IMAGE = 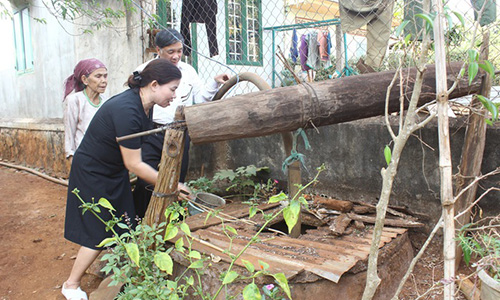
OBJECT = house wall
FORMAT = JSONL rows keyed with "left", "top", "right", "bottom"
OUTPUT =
{"left": 0, "top": 0, "right": 144, "bottom": 121}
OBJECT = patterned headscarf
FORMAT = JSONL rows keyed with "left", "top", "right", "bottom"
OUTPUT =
{"left": 63, "top": 58, "right": 106, "bottom": 101}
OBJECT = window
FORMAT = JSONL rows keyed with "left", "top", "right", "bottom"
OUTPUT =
{"left": 13, "top": 7, "right": 34, "bottom": 72}
{"left": 156, "top": 0, "right": 196, "bottom": 68}
{"left": 226, "top": 0, "right": 262, "bottom": 66}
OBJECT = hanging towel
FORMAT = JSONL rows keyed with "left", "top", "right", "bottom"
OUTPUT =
{"left": 326, "top": 31, "right": 332, "bottom": 56}
{"left": 300, "top": 34, "right": 310, "bottom": 71}
{"left": 318, "top": 31, "right": 332, "bottom": 69}
{"left": 181, "top": 0, "right": 218, "bottom": 57}
{"left": 471, "top": 0, "right": 497, "bottom": 26}
{"left": 290, "top": 28, "right": 299, "bottom": 63}
{"left": 306, "top": 31, "right": 320, "bottom": 70}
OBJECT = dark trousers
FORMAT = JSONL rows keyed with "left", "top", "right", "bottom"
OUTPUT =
{"left": 133, "top": 130, "right": 191, "bottom": 219}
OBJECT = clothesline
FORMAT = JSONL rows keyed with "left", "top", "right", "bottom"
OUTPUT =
{"left": 264, "top": 18, "right": 344, "bottom": 87}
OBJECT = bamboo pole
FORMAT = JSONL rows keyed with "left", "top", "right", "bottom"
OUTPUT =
{"left": 144, "top": 128, "right": 185, "bottom": 226}
{"left": 433, "top": 1, "right": 455, "bottom": 299}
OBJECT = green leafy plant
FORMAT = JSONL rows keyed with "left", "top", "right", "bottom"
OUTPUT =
{"left": 458, "top": 217, "right": 500, "bottom": 282}
{"left": 211, "top": 165, "right": 273, "bottom": 199}
{"left": 71, "top": 163, "right": 326, "bottom": 300}
{"left": 186, "top": 176, "right": 219, "bottom": 194}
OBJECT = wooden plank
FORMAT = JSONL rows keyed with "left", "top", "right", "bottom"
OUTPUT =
{"left": 347, "top": 213, "right": 425, "bottom": 228}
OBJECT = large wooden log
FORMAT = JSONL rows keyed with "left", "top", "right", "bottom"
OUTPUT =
{"left": 144, "top": 128, "right": 185, "bottom": 226}
{"left": 184, "top": 62, "right": 481, "bottom": 145}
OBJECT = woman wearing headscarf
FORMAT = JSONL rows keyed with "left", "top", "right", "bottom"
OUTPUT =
{"left": 63, "top": 58, "right": 108, "bottom": 163}
{"left": 61, "top": 59, "right": 183, "bottom": 300}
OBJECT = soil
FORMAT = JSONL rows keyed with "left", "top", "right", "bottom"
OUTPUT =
{"left": 0, "top": 166, "right": 476, "bottom": 300}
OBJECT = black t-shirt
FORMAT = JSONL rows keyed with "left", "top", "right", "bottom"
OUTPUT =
{"left": 77, "top": 88, "right": 151, "bottom": 174}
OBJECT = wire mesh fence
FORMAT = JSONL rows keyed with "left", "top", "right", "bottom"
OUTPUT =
{"left": 149, "top": 0, "right": 499, "bottom": 102}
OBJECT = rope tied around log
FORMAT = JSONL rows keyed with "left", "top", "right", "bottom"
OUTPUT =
{"left": 152, "top": 190, "right": 179, "bottom": 198}
{"left": 281, "top": 128, "right": 311, "bottom": 174}
{"left": 300, "top": 81, "right": 320, "bottom": 128}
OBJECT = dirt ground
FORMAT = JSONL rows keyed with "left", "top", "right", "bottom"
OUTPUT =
{"left": 0, "top": 166, "right": 474, "bottom": 300}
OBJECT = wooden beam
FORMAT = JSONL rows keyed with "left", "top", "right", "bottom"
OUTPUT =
{"left": 184, "top": 62, "right": 481, "bottom": 145}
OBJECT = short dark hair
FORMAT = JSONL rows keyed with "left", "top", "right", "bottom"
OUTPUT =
{"left": 127, "top": 59, "right": 182, "bottom": 89}
{"left": 155, "top": 28, "right": 184, "bottom": 48}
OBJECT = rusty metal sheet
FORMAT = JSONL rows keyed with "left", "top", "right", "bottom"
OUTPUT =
{"left": 185, "top": 215, "right": 408, "bottom": 283}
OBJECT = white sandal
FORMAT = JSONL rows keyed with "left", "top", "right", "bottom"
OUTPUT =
{"left": 61, "top": 282, "right": 88, "bottom": 300}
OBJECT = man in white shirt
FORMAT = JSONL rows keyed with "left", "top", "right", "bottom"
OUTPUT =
{"left": 133, "top": 28, "right": 229, "bottom": 217}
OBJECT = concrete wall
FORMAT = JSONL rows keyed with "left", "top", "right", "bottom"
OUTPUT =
{"left": 1, "top": 115, "right": 498, "bottom": 224}
{"left": 189, "top": 116, "right": 500, "bottom": 223}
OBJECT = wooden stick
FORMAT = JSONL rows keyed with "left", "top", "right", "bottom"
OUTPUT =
{"left": 347, "top": 213, "right": 425, "bottom": 228}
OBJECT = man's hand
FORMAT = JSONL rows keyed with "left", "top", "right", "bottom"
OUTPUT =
{"left": 214, "top": 73, "right": 230, "bottom": 84}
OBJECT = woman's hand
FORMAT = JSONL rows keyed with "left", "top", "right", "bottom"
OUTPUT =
{"left": 178, "top": 182, "right": 194, "bottom": 201}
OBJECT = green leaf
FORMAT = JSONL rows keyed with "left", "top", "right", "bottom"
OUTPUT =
{"left": 468, "top": 49, "right": 478, "bottom": 64}
{"left": 249, "top": 206, "right": 257, "bottom": 218}
{"left": 188, "top": 250, "right": 201, "bottom": 259}
{"left": 186, "top": 276, "right": 194, "bottom": 285}
{"left": 180, "top": 222, "right": 191, "bottom": 237}
{"left": 268, "top": 192, "right": 288, "bottom": 204}
{"left": 452, "top": 11, "right": 465, "bottom": 27}
{"left": 395, "top": 20, "right": 409, "bottom": 37}
{"left": 175, "top": 238, "right": 184, "bottom": 252}
{"left": 95, "top": 237, "right": 117, "bottom": 248}
{"left": 468, "top": 62, "right": 478, "bottom": 85}
{"left": 283, "top": 200, "right": 300, "bottom": 233}
{"left": 154, "top": 252, "right": 173, "bottom": 274}
{"left": 242, "top": 282, "right": 262, "bottom": 300}
{"left": 478, "top": 60, "right": 495, "bottom": 78}
{"left": 164, "top": 224, "right": 179, "bottom": 241}
{"left": 98, "top": 197, "right": 115, "bottom": 211}
{"left": 477, "top": 95, "right": 498, "bottom": 121}
{"left": 222, "top": 270, "right": 239, "bottom": 284}
{"left": 258, "top": 260, "right": 269, "bottom": 271}
{"left": 92, "top": 206, "right": 101, "bottom": 213}
{"left": 415, "top": 13, "right": 434, "bottom": 29}
{"left": 384, "top": 145, "right": 392, "bottom": 166}
{"left": 271, "top": 273, "right": 292, "bottom": 299}
{"left": 188, "top": 259, "right": 204, "bottom": 269}
{"left": 225, "top": 225, "right": 238, "bottom": 235}
{"left": 125, "top": 243, "right": 140, "bottom": 267}
{"left": 242, "top": 259, "right": 255, "bottom": 273}
{"left": 404, "top": 34, "right": 412, "bottom": 44}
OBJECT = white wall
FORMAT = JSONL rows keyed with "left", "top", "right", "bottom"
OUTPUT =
{"left": 0, "top": 0, "right": 144, "bottom": 120}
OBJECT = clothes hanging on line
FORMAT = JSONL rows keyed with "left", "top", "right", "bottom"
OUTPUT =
{"left": 290, "top": 28, "right": 299, "bottom": 63}
{"left": 317, "top": 31, "right": 332, "bottom": 69}
{"left": 339, "top": 0, "right": 395, "bottom": 68}
{"left": 300, "top": 34, "right": 310, "bottom": 71}
{"left": 306, "top": 31, "right": 320, "bottom": 70}
{"left": 181, "top": 0, "right": 218, "bottom": 57}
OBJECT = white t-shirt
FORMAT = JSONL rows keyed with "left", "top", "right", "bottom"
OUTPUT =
{"left": 135, "top": 60, "right": 220, "bottom": 124}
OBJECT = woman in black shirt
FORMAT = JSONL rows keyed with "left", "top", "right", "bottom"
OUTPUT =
{"left": 62, "top": 59, "right": 182, "bottom": 300}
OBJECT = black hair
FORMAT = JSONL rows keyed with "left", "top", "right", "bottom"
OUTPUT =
{"left": 127, "top": 59, "right": 182, "bottom": 89}
{"left": 155, "top": 28, "right": 184, "bottom": 48}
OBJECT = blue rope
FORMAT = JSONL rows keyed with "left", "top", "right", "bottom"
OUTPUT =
{"left": 282, "top": 128, "right": 311, "bottom": 173}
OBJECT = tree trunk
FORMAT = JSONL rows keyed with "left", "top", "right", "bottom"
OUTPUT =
{"left": 454, "top": 31, "right": 491, "bottom": 268}
{"left": 144, "top": 128, "right": 185, "bottom": 226}
{"left": 184, "top": 62, "right": 481, "bottom": 145}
